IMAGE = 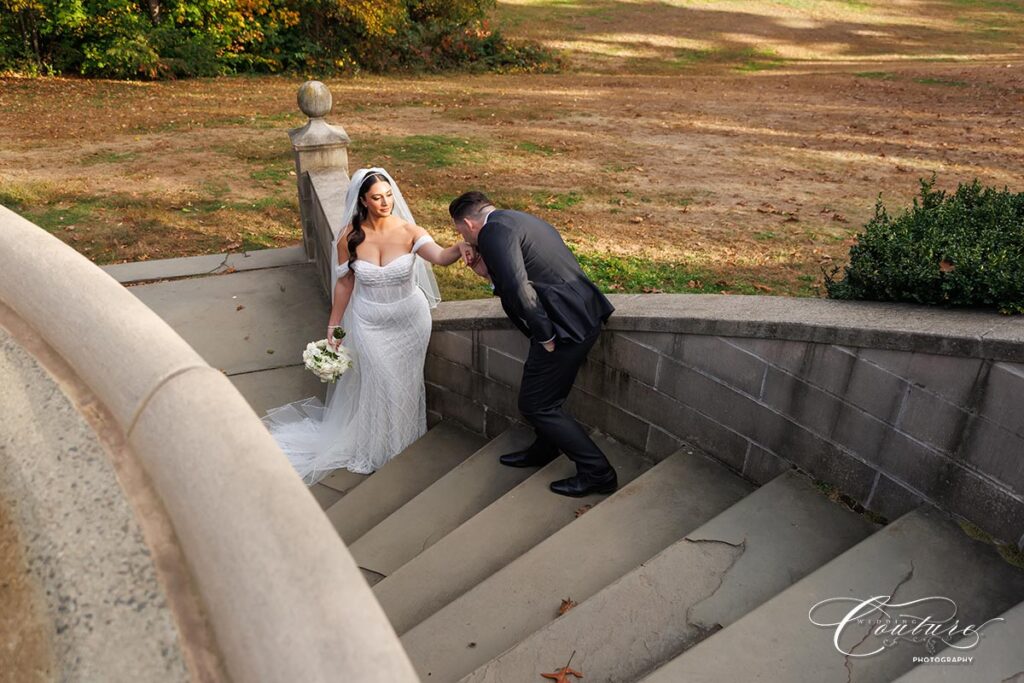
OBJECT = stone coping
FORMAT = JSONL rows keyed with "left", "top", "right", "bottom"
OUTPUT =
{"left": 0, "top": 206, "right": 417, "bottom": 682}
{"left": 308, "top": 168, "right": 349, "bottom": 238}
{"left": 432, "top": 294, "right": 1024, "bottom": 362}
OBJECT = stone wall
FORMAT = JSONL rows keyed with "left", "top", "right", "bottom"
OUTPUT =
{"left": 0, "top": 205, "right": 418, "bottom": 683}
{"left": 425, "top": 295, "right": 1024, "bottom": 549}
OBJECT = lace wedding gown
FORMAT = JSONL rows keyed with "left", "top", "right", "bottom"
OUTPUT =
{"left": 262, "top": 235, "right": 434, "bottom": 482}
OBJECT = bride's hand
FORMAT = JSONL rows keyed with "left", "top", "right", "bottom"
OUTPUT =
{"left": 460, "top": 244, "right": 490, "bottom": 279}
{"left": 469, "top": 254, "right": 489, "bottom": 279}
{"left": 326, "top": 326, "right": 341, "bottom": 350}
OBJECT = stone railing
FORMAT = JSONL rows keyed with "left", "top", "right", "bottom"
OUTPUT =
{"left": 425, "top": 295, "right": 1024, "bottom": 550}
{"left": 0, "top": 206, "right": 418, "bottom": 682}
{"left": 289, "top": 81, "right": 351, "bottom": 297}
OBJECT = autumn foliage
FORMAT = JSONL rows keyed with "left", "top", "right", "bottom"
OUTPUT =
{"left": 0, "top": 0, "right": 558, "bottom": 78}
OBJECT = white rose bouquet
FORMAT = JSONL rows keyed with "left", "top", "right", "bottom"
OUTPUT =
{"left": 303, "top": 327, "right": 354, "bottom": 383}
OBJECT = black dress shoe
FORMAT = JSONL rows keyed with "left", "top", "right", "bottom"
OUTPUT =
{"left": 499, "top": 449, "right": 559, "bottom": 468}
{"left": 549, "top": 469, "right": 618, "bottom": 497}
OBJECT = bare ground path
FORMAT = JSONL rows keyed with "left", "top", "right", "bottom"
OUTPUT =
{"left": 1, "top": 0, "right": 1022, "bottom": 297}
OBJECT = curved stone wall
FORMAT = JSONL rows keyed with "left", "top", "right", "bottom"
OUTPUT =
{"left": 0, "top": 206, "right": 418, "bottom": 682}
{"left": 425, "top": 296, "right": 1024, "bottom": 550}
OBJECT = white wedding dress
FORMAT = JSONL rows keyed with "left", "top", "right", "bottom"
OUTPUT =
{"left": 262, "top": 168, "right": 439, "bottom": 483}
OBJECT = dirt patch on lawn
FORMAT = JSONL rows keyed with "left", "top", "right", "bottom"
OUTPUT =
{"left": 0, "top": 0, "right": 1022, "bottom": 296}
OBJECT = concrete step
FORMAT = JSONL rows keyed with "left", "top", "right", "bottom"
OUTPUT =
{"left": 893, "top": 600, "right": 1024, "bottom": 682}
{"left": 230, "top": 364, "right": 326, "bottom": 417}
{"left": 640, "top": 506, "right": 1024, "bottom": 683}
{"left": 403, "top": 449, "right": 755, "bottom": 682}
{"left": 129, "top": 263, "right": 323, "bottom": 375}
{"left": 319, "top": 468, "right": 367, "bottom": 495}
{"left": 373, "top": 434, "right": 652, "bottom": 636}
{"left": 308, "top": 482, "right": 344, "bottom": 510}
{"left": 324, "top": 421, "right": 487, "bottom": 544}
{"left": 461, "top": 470, "right": 878, "bottom": 683}
{"left": 349, "top": 426, "right": 536, "bottom": 585}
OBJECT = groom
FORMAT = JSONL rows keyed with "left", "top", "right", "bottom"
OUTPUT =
{"left": 449, "top": 191, "right": 617, "bottom": 497}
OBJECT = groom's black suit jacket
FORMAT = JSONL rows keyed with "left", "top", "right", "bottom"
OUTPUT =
{"left": 477, "top": 209, "right": 614, "bottom": 344}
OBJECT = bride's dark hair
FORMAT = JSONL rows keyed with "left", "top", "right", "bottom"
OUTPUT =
{"left": 348, "top": 172, "right": 391, "bottom": 267}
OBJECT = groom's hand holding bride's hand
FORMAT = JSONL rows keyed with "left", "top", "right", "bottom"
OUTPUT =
{"left": 460, "top": 243, "right": 489, "bottom": 280}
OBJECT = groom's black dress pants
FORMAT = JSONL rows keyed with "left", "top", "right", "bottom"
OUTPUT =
{"left": 518, "top": 329, "right": 612, "bottom": 476}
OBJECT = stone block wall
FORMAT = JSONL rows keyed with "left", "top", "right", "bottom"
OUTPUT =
{"left": 425, "top": 297, "right": 1024, "bottom": 549}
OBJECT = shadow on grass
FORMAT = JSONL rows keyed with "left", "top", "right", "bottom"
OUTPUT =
{"left": 495, "top": 0, "right": 1024, "bottom": 73}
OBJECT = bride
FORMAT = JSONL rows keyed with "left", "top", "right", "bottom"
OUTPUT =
{"left": 262, "top": 168, "right": 464, "bottom": 483}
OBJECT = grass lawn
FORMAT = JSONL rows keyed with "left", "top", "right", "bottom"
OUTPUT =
{"left": 1, "top": 0, "right": 1022, "bottom": 299}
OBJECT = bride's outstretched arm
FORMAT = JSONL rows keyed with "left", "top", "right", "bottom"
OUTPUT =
{"left": 422, "top": 241, "right": 464, "bottom": 266}
{"left": 410, "top": 226, "right": 464, "bottom": 266}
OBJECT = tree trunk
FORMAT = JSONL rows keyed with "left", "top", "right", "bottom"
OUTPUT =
{"left": 144, "top": 0, "right": 161, "bottom": 24}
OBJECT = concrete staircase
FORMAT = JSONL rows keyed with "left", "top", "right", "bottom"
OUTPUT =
{"left": 310, "top": 421, "right": 1024, "bottom": 683}
{"left": 115, "top": 252, "right": 1024, "bottom": 681}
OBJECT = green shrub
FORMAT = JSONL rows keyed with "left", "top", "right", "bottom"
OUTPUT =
{"left": 81, "top": 33, "right": 161, "bottom": 78}
{"left": 375, "top": 17, "right": 559, "bottom": 73}
{"left": 0, "top": 0, "right": 559, "bottom": 78}
{"left": 825, "top": 177, "right": 1024, "bottom": 314}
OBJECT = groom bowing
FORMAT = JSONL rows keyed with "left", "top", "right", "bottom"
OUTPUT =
{"left": 449, "top": 191, "right": 617, "bottom": 497}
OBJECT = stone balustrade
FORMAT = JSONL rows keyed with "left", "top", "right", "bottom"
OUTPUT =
{"left": 425, "top": 296, "right": 1024, "bottom": 550}
{"left": 0, "top": 205, "right": 418, "bottom": 682}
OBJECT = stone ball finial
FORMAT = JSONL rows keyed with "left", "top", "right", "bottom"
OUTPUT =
{"left": 297, "top": 81, "right": 332, "bottom": 119}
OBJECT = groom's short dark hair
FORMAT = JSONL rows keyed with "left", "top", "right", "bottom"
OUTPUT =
{"left": 449, "top": 191, "right": 493, "bottom": 221}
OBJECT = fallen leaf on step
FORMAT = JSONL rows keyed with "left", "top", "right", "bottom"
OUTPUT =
{"left": 224, "top": 266, "right": 237, "bottom": 274}
{"left": 574, "top": 504, "right": 592, "bottom": 517}
{"left": 236, "top": 304, "right": 245, "bottom": 311}
{"left": 541, "top": 666, "right": 584, "bottom": 681}
{"left": 557, "top": 598, "right": 577, "bottom": 616}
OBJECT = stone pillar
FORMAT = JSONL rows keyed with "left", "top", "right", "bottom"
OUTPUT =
{"left": 289, "top": 81, "right": 350, "bottom": 261}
